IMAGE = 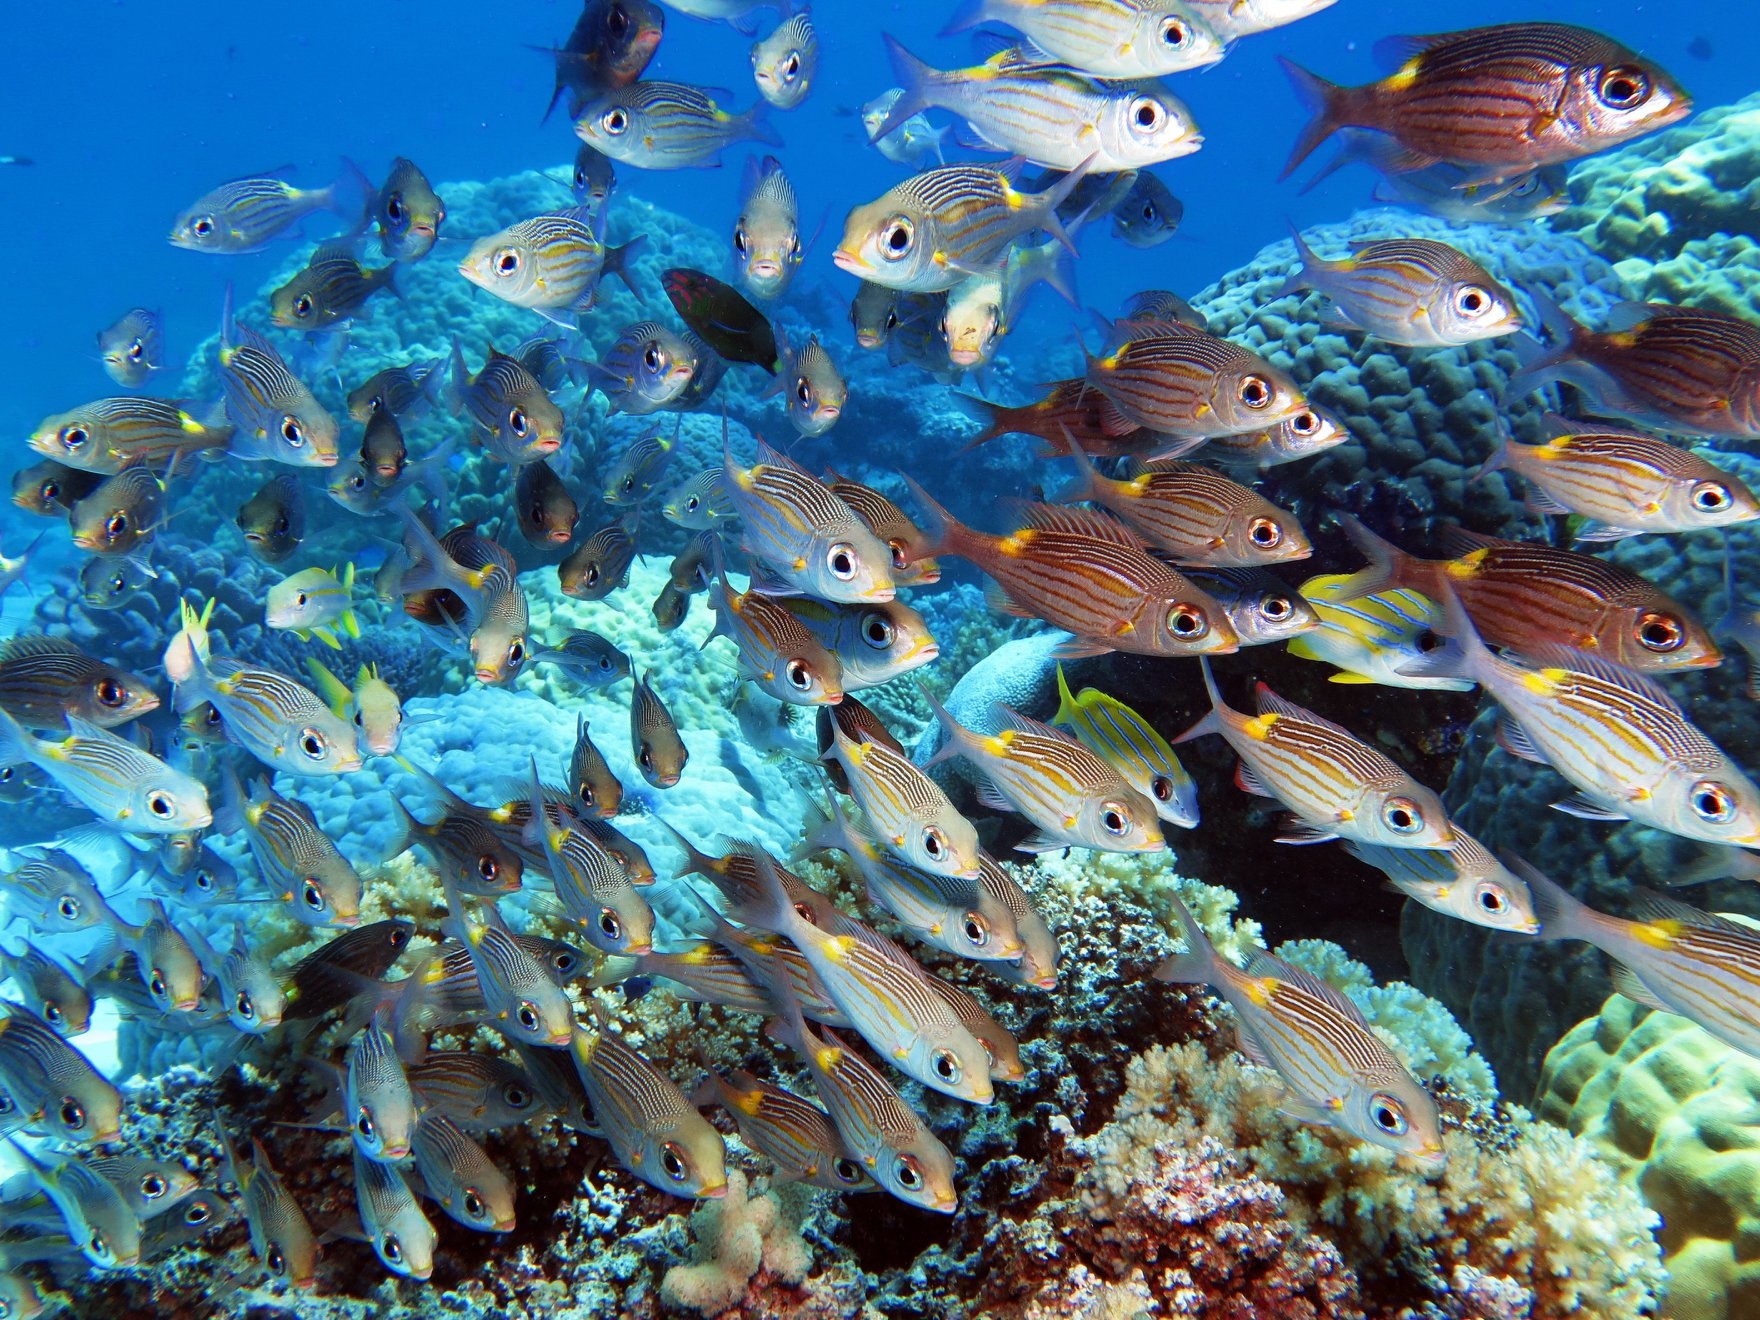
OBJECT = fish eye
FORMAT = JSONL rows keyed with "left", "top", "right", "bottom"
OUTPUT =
{"left": 795, "top": 377, "right": 812, "bottom": 405}
{"left": 1100, "top": 803, "right": 1129, "bottom": 836}
{"left": 1474, "top": 883, "right": 1510, "bottom": 916}
{"left": 140, "top": 1172, "right": 169, "bottom": 1200}
{"left": 356, "top": 1108, "right": 376, "bottom": 1140}
{"left": 893, "top": 1154, "right": 923, "bottom": 1190}
{"left": 603, "top": 107, "right": 630, "bottom": 135}
{"left": 1368, "top": 1092, "right": 1410, "bottom": 1135}
{"left": 59, "top": 425, "right": 88, "bottom": 451}
{"left": 57, "top": 897, "right": 80, "bottom": 920}
{"left": 516, "top": 1001, "right": 540, "bottom": 1032}
{"left": 881, "top": 216, "right": 914, "bottom": 259}
{"left": 586, "top": 563, "right": 602, "bottom": 587}
{"left": 301, "top": 879, "right": 326, "bottom": 911}
{"left": 503, "top": 1083, "right": 532, "bottom": 1109}
{"left": 347, "top": 472, "right": 367, "bottom": 492}
{"left": 1382, "top": 797, "right": 1423, "bottom": 834}
{"left": 1289, "top": 409, "right": 1321, "bottom": 437}
{"left": 685, "top": 496, "right": 701, "bottom": 513}
{"left": 494, "top": 247, "right": 521, "bottom": 277}
{"left": 921, "top": 826, "right": 947, "bottom": 861}
{"left": 108, "top": 573, "right": 126, "bottom": 591}
{"left": 783, "top": 52, "right": 801, "bottom": 80}
{"left": 1453, "top": 285, "right": 1490, "bottom": 317}
{"left": 1512, "top": 175, "right": 1540, "bottom": 197}
{"left": 639, "top": 745, "right": 654, "bottom": 770}
{"left": 785, "top": 658, "right": 813, "bottom": 691}
{"left": 295, "top": 591, "right": 309, "bottom": 607}
{"left": 1238, "top": 374, "right": 1272, "bottom": 409}
{"left": 1598, "top": 65, "right": 1651, "bottom": 110}
{"left": 195, "top": 869, "right": 216, "bottom": 892}
{"left": 1637, "top": 612, "right": 1686, "bottom": 652}
{"left": 1166, "top": 605, "right": 1207, "bottom": 639}
{"left": 147, "top": 791, "right": 175, "bottom": 818}
{"left": 833, "top": 1157, "right": 864, "bottom": 1185}
{"left": 661, "top": 1141, "right": 688, "bottom": 1181}
{"left": 598, "top": 909, "right": 623, "bottom": 940}
{"left": 888, "top": 540, "right": 909, "bottom": 571}
{"left": 861, "top": 613, "right": 895, "bottom": 648}
{"left": 509, "top": 407, "right": 529, "bottom": 438}
{"left": 150, "top": 970, "right": 168, "bottom": 1002}
{"left": 463, "top": 1189, "right": 486, "bottom": 1219}
{"left": 59, "top": 1098, "right": 85, "bottom": 1130}
{"left": 299, "top": 728, "right": 327, "bottom": 759}
{"left": 1261, "top": 595, "right": 1293, "bottom": 623}
{"left": 1414, "top": 629, "right": 1445, "bottom": 654}
{"left": 293, "top": 294, "right": 313, "bottom": 319}
{"left": 608, "top": 3, "right": 630, "bottom": 35}
{"left": 932, "top": 1049, "right": 962, "bottom": 1083}
{"left": 734, "top": 227, "right": 748, "bottom": 255}
{"left": 104, "top": 511, "right": 129, "bottom": 540}
{"left": 1151, "top": 775, "right": 1175, "bottom": 803}
{"left": 1128, "top": 95, "right": 1166, "bottom": 132}
{"left": 354, "top": 710, "right": 365, "bottom": 726}
{"left": 235, "top": 991, "right": 255, "bottom": 1020}
{"left": 1692, "top": 781, "right": 1737, "bottom": 823}
{"left": 1157, "top": 15, "right": 1189, "bottom": 46}
{"left": 192, "top": 216, "right": 214, "bottom": 237}
{"left": 43, "top": 1003, "right": 63, "bottom": 1027}
{"left": 267, "top": 1245, "right": 288, "bottom": 1276}
{"left": 1248, "top": 517, "right": 1282, "bottom": 548}
{"left": 961, "top": 913, "right": 989, "bottom": 947}
{"left": 97, "top": 679, "right": 125, "bottom": 707}
{"left": 89, "top": 1231, "right": 111, "bottom": 1262}
{"left": 280, "top": 416, "right": 305, "bottom": 446}
{"left": 386, "top": 193, "right": 405, "bottom": 223}
{"left": 380, "top": 1234, "right": 402, "bottom": 1264}
{"left": 1692, "top": 482, "right": 1734, "bottom": 513}
{"left": 477, "top": 854, "right": 500, "bottom": 882}
{"left": 183, "top": 1200, "right": 211, "bottom": 1225}
{"left": 508, "top": 639, "right": 526, "bottom": 668}
{"left": 827, "top": 543, "right": 857, "bottom": 580}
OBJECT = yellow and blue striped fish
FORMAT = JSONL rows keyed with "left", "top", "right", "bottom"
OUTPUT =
{"left": 458, "top": 208, "right": 605, "bottom": 320}
{"left": 1288, "top": 572, "right": 1474, "bottom": 691}
{"left": 169, "top": 163, "right": 367, "bottom": 254}
{"left": 631, "top": 670, "right": 688, "bottom": 788}
{"left": 448, "top": 905, "right": 574, "bottom": 1049}
{"left": 445, "top": 341, "right": 565, "bottom": 463}
{"left": 218, "top": 290, "right": 339, "bottom": 466}
{"left": 1176, "top": 657, "right": 1455, "bottom": 848}
{"left": 825, "top": 472, "right": 941, "bottom": 585}
{"left": 725, "top": 438, "right": 895, "bottom": 602}
{"left": 523, "top": 763, "right": 653, "bottom": 954}
{"left": 604, "top": 431, "right": 677, "bottom": 507}
{"left": 1052, "top": 664, "right": 1198, "bottom": 829}
{"left": 1156, "top": 893, "right": 1445, "bottom": 1167}
{"left": 1281, "top": 230, "right": 1522, "bottom": 347}
{"left": 412, "top": 1112, "right": 516, "bottom": 1233}
{"left": 29, "top": 396, "right": 232, "bottom": 474}
{"left": 692, "top": 1066, "right": 872, "bottom": 1192}
{"left": 925, "top": 684, "right": 1163, "bottom": 854}
{"left": 662, "top": 468, "right": 736, "bottom": 530}
{"left": 594, "top": 321, "right": 697, "bottom": 415}
{"left": 575, "top": 80, "right": 779, "bottom": 170}
{"left": 0, "top": 1002, "right": 123, "bottom": 1145}
{"left": 824, "top": 705, "right": 981, "bottom": 880}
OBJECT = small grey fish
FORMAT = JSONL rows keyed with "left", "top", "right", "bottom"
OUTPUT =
{"left": 515, "top": 459, "right": 579, "bottom": 547}
{"left": 375, "top": 156, "right": 446, "bottom": 261}
{"left": 2, "top": 850, "right": 118, "bottom": 937}
{"left": 603, "top": 430, "right": 677, "bottom": 506}
{"left": 270, "top": 240, "right": 400, "bottom": 331}
{"left": 218, "top": 291, "right": 341, "bottom": 466}
{"left": 576, "top": 81, "right": 780, "bottom": 170}
{"left": 0, "top": 635, "right": 158, "bottom": 730}
{"left": 169, "top": 163, "right": 367, "bottom": 254}
{"left": 235, "top": 473, "right": 306, "bottom": 564}
{"left": 346, "top": 359, "right": 446, "bottom": 423}
{"left": 522, "top": 768, "right": 654, "bottom": 955}
{"left": 89, "top": 1154, "right": 200, "bottom": 1222}
{"left": 0, "top": 943, "right": 92, "bottom": 1037}
{"left": 359, "top": 409, "right": 407, "bottom": 487}
{"left": 347, "top": 1010, "right": 419, "bottom": 1163}
{"left": 69, "top": 467, "right": 165, "bottom": 558}
{"left": 1112, "top": 173, "right": 1183, "bottom": 247}
{"left": 777, "top": 333, "right": 845, "bottom": 437}
{"left": 214, "top": 1121, "right": 318, "bottom": 1288}
{"left": 515, "top": 336, "right": 578, "bottom": 393}
{"left": 78, "top": 555, "right": 154, "bottom": 609}
{"left": 662, "top": 468, "right": 736, "bottom": 530}
{"left": 97, "top": 309, "right": 164, "bottom": 388}
{"left": 0, "top": 1003, "right": 124, "bottom": 1145}
{"left": 734, "top": 155, "right": 802, "bottom": 300}
{"left": 11, "top": 1143, "right": 142, "bottom": 1269}
{"left": 1183, "top": 567, "right": 1319, "bottom": 647}
{"left": 530, "top": 630, "right": 630, "bottom": 686}
{"left": 631, "top": 670, "right": 688, "bottom": 788}
{"left": 446, "top": 340, "right": 565, "bottom": 463}
{"left": 593, "top": 321, "right": 697, "bottom": 415}
{"left": 411, "top": 1112, "right": 516, "bottom": 1232}
{"left": 352, "top": 1146, "right": 436, "bottom": 1280}
{"left": 558, "top": 519, "right": 637, "bottom": 600}
{"left": 751, "top": 10, "right": 817, "bottom": 110}
{"left": 571, "top": 143, "right": 617, "bottom": 215}
{"left": 12, "top": 458, "right": 101, "bottom": 517}
{"left": 568, "top": 714, "right": 624, "bottom": 818}
{"left": 849, "top": 280, "right": 901, "bottom": 350}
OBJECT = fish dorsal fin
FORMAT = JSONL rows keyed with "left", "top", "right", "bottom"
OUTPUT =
{"left": 1370, "top": 33, "right": 1446, "bottom": 71}
{"left": 1016, "top": 502, "right": 1144, "bottom": 549}
{"left": 1434, "top": 524, "right": 1514, "bottom": 559}
{"left": 0, "top": 636, "right": 84, "bottom": 662}
{"left": 753, "top": 437, "right": 810, "bottom": 478}
{"left": 990, "top": 702, "right": 1076, "bottom": 745}
{"left": 1511, "top": 643, "right": 1682, "bottom": 714}
{"left": 1253, "top": 683, "right": 1348, "bottom": 735}
{"left": 1243, "top": 950, "right": 1371, "bottom": 1028}
{"left": 1628, "top": 888, "right": 1760, "bottom": 939}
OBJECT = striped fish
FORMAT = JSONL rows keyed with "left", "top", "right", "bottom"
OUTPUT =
{"left": 663, "top": 468, "right": 736, "bottom": 530}
{"left": 69, "top": 468, "right": 166, "bottom": 558}
{"left": 352, "top": 1147, "right": 436, "bottom": 1280}
{"left": 29, "top": 396, "right": 231, "bottom": 474}
{"left": 693, "top": 1066, "right": 872, "bottom": 1191}
{"left": 834, "top": 162, "right": 1089, "bottom": 294}
{"left": 908, "top": 484, "right": 1239, "bottom": 658}
{"left": 1063, "top": 448, "right": 1311, "bottom": 567}
{"left": 880, "top": 37, "right": 1202, "bottom": 172}
{"left": 825, "top": 472, "right": 941, "bottom": 586}
{"left": 0, "top": 1003, "right": 123, "bottom": 1145}
{"left": 218, "top": 294, "right": 340, "bottom": 466}
{"left": 1517, "top": 856, "right": 1760, "bottom": 1058}
{"left": 1157, "top": 893, "right": 1445, "bottom": 1166}
{"left": 1052, "top": 664, "right": 1198, "bottom": 829}
{"left": 1121, "top": 289, "right": 1206, "bottom": 329}
{"left": 0, "top": 636, "right": 157, "bottom": 730}
{"left": 1345, "top": 831, "right": 1538, "bottom": 934}
{"left": 1412, "top": 586, "right": 1760, "bottom": 848}
{"left": 230, "top": 772, "right": 363, "bottom": 927}
{"left": 1189, "top": 0, "right": 1334, "bottom": 39}
{"left": 1085, "top": 323, "right": 1307, "bottom": 442}
{"left": 412, "top": 1112, "right": 516, "bottom": 1233}
{"left": 1111, "top": 171, "right": 1183, "bottom": 248}
{"left": 12, "top": 1144, "right": 142, "bottom": 1269}
{"left": 281, "top": 921, "right": 415, "bottom": 1025}
{"left": 446, "top": 341, "right": 565, "bottom": 463}
{"left": 680, "top": 903, "right": 853, "bottom": 1027}
{"left": 1176, "top": 657, "right": 1455, "bottom": 848}
{"left": 926, "top": 688, "right": 1163, "bottom": 854}
{"left": 568, "top": 715, "right": 623, "bottom": 819}
{"left": 13, "top": 458, "right": 101, "bottom": 516}
{"left": 926, "top": 972, "right": 1025, "bottom": 1082}
{"left": 97, "top": 307, "right": 164, "bottom": 388}
{"left": 604, "top": 432, "right": 677, "bottom": 507}
{"left": 576, "top": 80, "right": 778, "bottom": 170}
{"left": 1288, "top": 572, "right": 1473, "bottom": 691}
{"left": 1, "top": 943, "right": 91, "bottom": 1037}
{"left": 957, "top": 379, "right": 1148, "bottom": 456}
{"left": 825, "top": 712, "right": 981, "bottom": 880}
{"left": 88, "top": 1154, "right": 199, "bottom": 1221}
{"left": 346, "top": 359, "right": 445, "bottom": 423}
{"left": 637, "top": 941, "right": 774, "bottom": 1015}
{"left": 751, "top": 11, "right": 818, "bottom": 109}
{"left": 780, "top": 333, "right": 845, "bottom": 437}
{"left": 346, "top": 1010, "right": 418, "bottom": 1163}
{"left": 408, "top": 1052, "right": 547, "bottom": 1131}
{"left": 734, "top": 847, "right": 993, "bottom": 1103}
{"left": 459, "top": 209, "right": 604, "bottom": 320}
{"left": 1483, "top": 421, "right": 1760, "bottom": 540}
{"left": 977, "top": 852, "right": 1060, "bottom": 990}
{"left": 1281, "top": 24, "right": 1691, "bottom": 184}
{"left": 1183, "top": 567, "right": 1319, "bottom": 648}
{"left": 449, "top": 906, "right": 575, "bottom": 1048}
{"left": 631, "top": 670, "right": 688, "bottom": 788}
{"left": 1200, "top": 404, "right": 1349, "bottom": 470}
{"left": 941, "top": 0, "right": 1223, "bottom": 78}
{"left": 725, "top": 440, "right": 894, "bottom": 602}
{"left": 1337, "top": 516, "right": 1721, "bottom": 672}
{"left": 0, "top": 709, "right": 209, "bottom": 835}
{"left": 524, "top": 764, "right": 653, "bottom": 956}
{"left": 568, "top": 1010, "right": 728, "bottom": 1198}
{"left": 571, "top": 143, "right": 617, "bottom": 214}
{"left": 214, "top": 1122, "right": 318, "bottom": 1288}
{"left": 390, "top": 795, "right": 525, "bottom": 898}
{"left": 594, "top": 321, "right": 697, "bottom": 415}
{"left": 735, "top": 155, "right": 802, "bottom": 299}
{"left": 768, "top": 977, "right": 958, "bottom": 1212}
{"left": 203, "top": 926, "right": 286, "bottom": 1034}
{"left": 107, "top": 899, "right": 204, "bottom": 1014}
{"left": 375, "top": 155, "right": 445, "bottom": 260}
{"left": 2, "top": 851, "right": 117, "bottom": 937}
{"left": 558, "top": 519, "right": 636, "bottom": 602}
{"left": 1282, "top": 232, "right": 1521, "bottom": 346}
{"left": 779, "top": 596, "right": 939, "bottom": 690}
{"left": 270, "top": 241, "right": 399, "bottom": 331}
{"left": 169, "top": 166, "right": 365, "bottom": 254}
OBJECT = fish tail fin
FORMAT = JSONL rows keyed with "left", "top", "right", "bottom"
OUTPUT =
{"left": 1036, "top": 154, "right": 1095, "bottom": 256}
{"left": 218, "top": 284, "right": 238, "bottom": 356}
{"left": 383, "top": 796, "right": 419, "bottom": 869}
{"left": 915, "top": 678, "right": 970, "bottom": 768}
{"left": 605, "top": 235, "right": 648, "bottom": 299}
{"left": 1334, "top": 514, "right": 1416, "bottom": 600}
{"left": 877, "top": 35, "right": 937, "bottom": 141}
{"left": 898, "top": 474, "right": 969, "bottom": 560}
{"left": 163, "top": 597, "right": 215, "bottom": 696}
{"left": 332, "top": 157, "right": 375, "bottom": 236}
{"left": 653, "top": 816, "right": 717, "bottom": 883}
{"left": 743, "top": 100, "right": 785, "bottom": 150}
{"left": 735, "top": 843, "right": 810, "bottom": 941}
{"left": 1152, "top": 890, "right": 1219, "bottom": 985}
{"left": 1053, "top": 435, "right": 1104, "bottom": 504}
{"left": 1278, "top": 223, "right": 1320, "bottom": 297}
{"left": 1278, "top": 58, "right": 1346, "bottom": 180}
{"left": 1171, "top": 657, "right": 1225, "bottom": 745}
{"left": 950, "top": 394, "right": 1005, "bottom": 451}
{"left": 939, "top": 0, "right": 990, "bottom": 37}
{"left": 0, "top": 708, "right": 30, "bottom": 767}
{"left": 1505, "top": 291, "right": 1587, "bottom": 399}
{"left": 445, "top": 338, "right": 468, "bottom": 416}
{"left": 1499, "top": 853, "right": 1584, "bottom": 943}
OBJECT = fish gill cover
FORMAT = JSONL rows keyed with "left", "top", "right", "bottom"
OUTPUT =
{"left": 0, "top": 1, "right": 1754, "bottom": 1317}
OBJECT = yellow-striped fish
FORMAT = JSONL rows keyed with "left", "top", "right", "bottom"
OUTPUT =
{"left": 824, "top": 707, "right": 981, "bottom": 880}
{"left": 69, "top": 468, "right": 166, "bottom": 558}
{"left": 412, "top": 1112, "right": 515, "bottom": 1233}
{"left": 0, "top": 1003, "right": 123, "bottom": 1145}
{"left": 214, "top": 1121, "right": 318, "bottom": 1289}
{"left": 218, "top": 290, "right": 340, "bottom": 466}
{"left": 925, "top": 686, "right": 1163, "bottom": 853}
{"left": 592, "top": 321, "right": 697, "bottom": 415}
{"left": 663, "top": 468, "right": 736, "bottom": 530}
{"left": 352, "top": 1146, "right": 435, "bottom": 1280}
{"left": 725, "top": 439, "right": 895, "bottom": 602}
{"left": 1176, "top": 658, "right": 1455, "bottom": 848}
{"left": 0, "top": 636, "right": 157, "bottom": 730}
{"left": 576, "top": 80, "right": 780, "bottom": 170}
{"left": 11, "top": 1144, "right": 142, "bottom": 1269}
{"left": 0, "top": 709, "right": 209, "bottom": 835}
{"left": 170, "top": 165, "right": 367, "bottom": 254}
{"left": 446, "top": 341, "right": 565, "bottom": 464}
{"left": 941, "top": 0, "right": 1224, "bottom": 78}
{"left": 734, "top": 154, "right": 802, "bottom": 299}
{"left": 266, "top": 564, "right": 359, "bottom": 648}
{"left": 708, "top": 571, "right": 844, "bottom": 706}
{"left": 346, "top": 1009, "right": 418, "bottom": 1162}
{"left": 305, "top": 659, "right": 404, "bottom": 758}
{"left": 458, "top": 208, "right": 609, "bottom": 324}
{"left": 1156, "top": 892, "right": 1445, "bottom": 1168}
{"left": 1201, "top": 405, "right": 1350, "bottom": 470}
{"left": 692, "top": 1065, "right": 872, "bottom": 1192}
{"left": 1288, "top": 573, "right": 1473, "bottom": 691}
{"left": 778, "top": 333, "right": 845, "bottom": 437}
{"left": 1052, "top": 664, "right": 1198, "bottom": 829}
{"left": 1188, "top": 0, "right": 1334, "bottom": 39}
{"left": 446, "top": 902, "right": 574, "bottom": 1049}
{"left": 1282, "top": 230, "right": 1521, "bottom": 346}
{"left": 603, "top": 431, "right": 677, "bottom": 507}
{"left": 30, "top": 397, "right": 232, "bottom": 474}
{"left": 1344, "top": 831, "right": 1538, "bottom": 933}
{"left": 523, "top": 763, "right": 653, "bottom": 955}
{"left": 1084, "top": 322, "right": 1307, "bottom": 445}
{"left": 226, "top": 770, "right": 362, "bottom": 928}
{"left": 825, "top": 472, "right": 941, "bottom": 586}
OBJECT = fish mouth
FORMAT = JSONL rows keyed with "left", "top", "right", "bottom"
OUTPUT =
{"left": 831, "top": 249, "right": 863, "bottom": 275}
{"left": 546, "top": 530, "right": 572, "bottom": 545}
{"left": 948, "top": 347, "right": 982, "bottom": 366}
{"left": 855, "top": 331, "right": 883, "bottom": 349}
{"left": 696, "top": 1179, "right": 729, "bottom": 1200}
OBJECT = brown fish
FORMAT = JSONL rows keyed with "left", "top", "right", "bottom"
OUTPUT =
{"left": 235, "top": 474, "right": 306, "bottom": 565}
{"left": 825, "top": 472, "right": 941, "bottom": 586}
{"left": 631, "top": 671, "right": 687, "bottom": 788}
{"left": 558, "top": 519, "right": 636, "bottom": 599}
{"left": 359, "top": 411, "right": 407, "bottom": 487}
{"left": 12, "top": 460, "right": 102, "bottom": 517}
{"left": 955, "top": 380, "right": 1148, "bottom": 456}
{"left": 515, "top": 460, "right": 579, "bottom": 548}
{"left": 1084, "top": 324, "right": 1307, "bottom": 447}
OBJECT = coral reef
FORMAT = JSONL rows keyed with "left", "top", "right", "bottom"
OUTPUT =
{"left": 659, "top": 1169, "right": 811, "bottom": 1316}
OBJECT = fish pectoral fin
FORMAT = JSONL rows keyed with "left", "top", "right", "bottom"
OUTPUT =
{"left": 1494, "top": 718, "right": 1549, "bottom": 765}
{"left": 1327, "top": 673, "right": 1377, "bottom": 685}
{"left": 1013, "top": 831, "right": 1072, "bottom": 855}
{"left": 1608, "top": 961, "right": 1669, "bottom": 1012}
{"left": 1551, "top": 793, "right": 1628, "bottom": 822}
{"left": 1278, "top": 1094, "right": 1342, "bottom": 1128}
{"left": 1234, "top": 761, "right": 1275, "bottom": 798}
{"left": 1275, "top": 816, "right": 1338, "bottom": 845}
{"left": 973, "top": 778, "right": 1015, "bottom": 813}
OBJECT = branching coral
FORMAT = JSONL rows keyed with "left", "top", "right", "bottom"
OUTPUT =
{"left": 659, "top": 1169, "right": 811, "bottom": 1315}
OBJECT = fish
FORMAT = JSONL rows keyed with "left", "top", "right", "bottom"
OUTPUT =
{"left": 691, "top": 1064, "right": 871, "bottom": 1191}
{"left": 235, "top": 473, "right": 306, "bottom": 564}
{"left": 1111, "top": 172, "right": 1183, "bottom": 247}
{"left": 1121, "top": 288, "right": 1206, "bottom": 329}
{"left": 824, "top": 705, "right": 981, "bottom": 880}
{"left": 575, "top": 80, "right": 780, "bottom": 170}
{"left": 1281, "top": 231, "right": 1522, "bottom": 346}
{"left": 558, "top": 518, "right": 638, "bottom": 600}
{"left": 530, "top": 631, "right": 631, "bottom": 688}
{"left": 925, "top": 687, "right": 1163, "bottom": 853}
{"left": 346, "top": 359, "right": 446, "bottom": 422}
{"left": 824, "top": 473, "right": 941, "bottom": 586}
{"left": 568, "top": 1010, "right": 728, "bottom": 1198}
{"left": 0, "top": 1003, "right": 123, "bottom": 1145}
{"left": 169, "top": 163, "right": 368, "bottom": 254}
{"left": 373, "top": 156, "right": 446, "bottom": 261}
{"left": 96, "top": 309, "right": 164, "bottom": 389}
{"left": 1155, "top": 893, "right": 1445, "bottom": 1166}
{"left": 0, "top": 943, "right": 91, "bottom": 1038}
{"left": 9, "top": 1144, "right": 142, "bottom": 1269}
{"left": 69, "top": 467, "right": 165, "bottom": 558}
{"left": 0, "top": 637, "right": 157, "bottom": 730}
{"left": 733, "top": 155, "right": 802, "bottom": 299}
{"left": 907, "top": 483, "right": 1239, "bottom": 658}
{"left": 304, "top": 660, "right": 404, "bottom": 759}
{"left": 654, "top": 0, "right": 775, "bottom": 28}
{"left": 269, "top": 240, "right": 401, "bottom": 331}
{"left": 941, "top": 0, "right": 1225, "bottom": 78}
{"left": 200, "top": 925, "right": 286, "bottom": 1034}
{"left": 544, "top": 0, "right": 666, "bottom": 121}
{"left": 599, "top": 434, "right": 673, "bottom": 513}
{"left": 446, "top": 904, "right": 575, "bottom": 1049}
{"left": 1281, "top": 24, "right": 1691, "bottom": 185}
{"left": 345, "top": 1009, "right": 419, "bottom": 1163}
{"left": 218, "top": 297, "right": 341, "bottom": 466}
{"left": 1175, "top": 657, "right": 1456, "bottom": 848}
{"left": 94, "top": 898, "right": 205, "bottom": 1014}
{"left": 1052, "top": 665, "right": 1198, "bottom": 830}
{"left": 775, "top": 333, "right": 845, "bottom": 437}
{"left": 446, "top": 341, "right": 566, "bottom": 463}
{"left": 78, "top": 556, "right": 154, "bottom": 610}
{"left": 1336, "top": 516, "right": 1721, "bottom": 673}
{"left": 1511, "top": 298, "right": 1760, "bottom": 439}
{"left": 593, "top": 321, "right": 698, "bottom": 414}
{"left": 881, "top": 38, "right": 1202, "bottom": 173}
{"left": 351, "top": 1146, "right": 436, "bottom": 1280}
{"left": 779, "top": 596, "right": 939, "bottom": 689}
{"left": 411, "top": 1112, "right": 516, "bottom": 1232}
{"left": 516, "top": 336, "right": 582, "bottom": 394}
{"left": 2, "top": 851, "right": 118, "bottom": 938}
{"left": 1186, "top": 0, "right": 1334, "bottom": 39}
{"left": 570, "top": 143, "right": 619, "bottom": 215}
{"left": 860, "top": 88, "right": 950, "bottom": 167}
{"left": 0, "top": 708, "right": 209, "bottom": 834}
{"left": 954, "top": 379, "right": 1142, "bottom": 456}
{"left": 282, "top": 920, "right": 415, "bottom": 1025}
{"left": 1480, "top": 419, "right": 1760, "bottom": 540}
{"left": 1287, "top": 573, "right": 1471, "bottom": 691}
{"left": 515, "top": 460, "right": 580, "bottom": 547}
{"left": 224, "top": 770, "right": 364, "bottom": 927}
{"left": 1183, "top": 567, "right": 1319, "bottom": 648}
{"left": 1084, "top": 322, "right": 1307, "bottom": 444}
{"left": 12, "top": 458, "right": 102, "bottom": 517}
{"left": 850, "top": 280, "right": 902, "bottom": 349}
{"left": 86, "top": 1154, "right": 200, "bottom": 1222}
{"left": 1060, "top": 447, "right": 1311, "bottom": 566}
{"left": 724, "top": 439, "right": 895, "bottom": 602}
{"left": 214, "top": 1122, "right": 318, "bottom": 1288}
{"left": 751, "top": 10, "right": 818, "bottom": 110}
{"left": 457, "top": 209, "right": 609, "bottom": 324}
{"left": 146, "top": 842, "right": 240, "bottom": 909}
{"left": 359, "top": 410, "right": 406, "bottom": 486}
{"left": 1344, "top": 833, "right": 1538, "bottom": 934}
{"left": 407, "top": 1052, "right": 547, "bottom": 1131}
{"left": 567, "top": 716, "right": 624, "bottom": 819}
{"left": 662, "top": 267, "right": 780, "bottom": 373}
{"left": 266, "top": 565, "right": 360, "bottom": 648}
{"left": 631, "top": 670, "right": 689, "bottom": 788}
{"left": 1201, "top": 405, "right": 1350, "bottom": 470}
{"left": 834, "top": 161, "right": 1089, "bottom": 294}
{"left": 1310, "top": 129, "right": 1569, "bottom": 221}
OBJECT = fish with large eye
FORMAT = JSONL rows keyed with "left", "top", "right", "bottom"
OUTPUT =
{"left": 751, "top": 10, "right": 818, "bottom": 110}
